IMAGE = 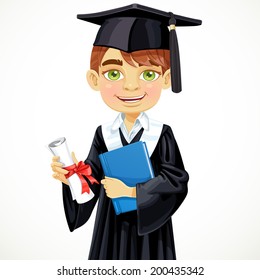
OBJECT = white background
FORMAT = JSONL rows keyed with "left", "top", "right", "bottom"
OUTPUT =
{"left": 0, "top": 0, "right": 259, "bottom": 260}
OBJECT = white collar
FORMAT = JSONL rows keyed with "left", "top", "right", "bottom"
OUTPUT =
{"left": 111, "top": 112, "right": 149, "bottom": 131}
{"left": 101, "top": 113, "right": 163, "bottom": 157}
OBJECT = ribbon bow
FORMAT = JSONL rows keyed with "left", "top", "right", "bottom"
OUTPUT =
{"left": 64, "top": 161, "right": 99, "bottom": 194}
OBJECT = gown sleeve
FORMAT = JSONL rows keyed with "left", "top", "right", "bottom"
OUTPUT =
{"left": 62, "top": 127, "right": 105, "bottom": 232}
{"left": 136, "top": 125, "right": 189, "bottom": 235}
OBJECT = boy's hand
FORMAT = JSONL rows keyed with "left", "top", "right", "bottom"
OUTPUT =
{"left": 101, "top": 177, "right": 136, "bottom": 198}
{"left": 51, "top": 152, "right": 78, "bottom": 185}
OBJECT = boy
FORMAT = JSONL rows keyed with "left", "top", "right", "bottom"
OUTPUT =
{"left": 51, "top": 4, "right": 201, "bottom": 259}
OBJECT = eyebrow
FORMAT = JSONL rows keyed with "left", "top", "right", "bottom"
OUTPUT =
{"left": 102, "top": 59, "right": 123, "bottom": 66}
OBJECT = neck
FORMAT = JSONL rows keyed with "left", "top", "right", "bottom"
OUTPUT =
{"left": 124, "top": 112, "right": 141, "bottom": 133}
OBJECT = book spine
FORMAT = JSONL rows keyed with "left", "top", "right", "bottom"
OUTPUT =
{"left": 142, "top": 142, "right": 155, "bottom": 178}
{"left": 99, "top": 154, "right": 121, "bottom": 215}
{"left": 99, "top": 154, "right": 109, "bottom": 175}
{"left": 112, "top": 199, "right": 121, "bottom": 215}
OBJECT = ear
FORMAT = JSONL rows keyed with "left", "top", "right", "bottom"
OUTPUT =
{"left": 162, "top": 69, "right": 171, "bottom": 90}
{"left": 86, "top": 70, "right": 100, "bottom": 91}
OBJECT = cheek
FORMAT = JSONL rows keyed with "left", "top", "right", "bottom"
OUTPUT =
{"left": 99, "top": 79, "right": 122, "bottom": 104}
{"left": 143, "top": 82, "right": 162, "bottom": 103}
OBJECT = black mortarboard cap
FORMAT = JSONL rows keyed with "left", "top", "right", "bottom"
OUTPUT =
{"left": 77, "top": 4, "right": 202, "bottom": 93}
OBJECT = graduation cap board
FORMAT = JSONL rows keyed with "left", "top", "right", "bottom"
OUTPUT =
{"left": 77, "top": 3, "right": 202, "bottom": 93}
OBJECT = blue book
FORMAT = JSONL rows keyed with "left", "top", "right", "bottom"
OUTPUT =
{"left": 99, "top": 141, "right": 154, "bottom": 215}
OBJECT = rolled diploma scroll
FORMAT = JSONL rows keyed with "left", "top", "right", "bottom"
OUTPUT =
{"left": 48, "top": 137, "right": 94, "bottom": 204}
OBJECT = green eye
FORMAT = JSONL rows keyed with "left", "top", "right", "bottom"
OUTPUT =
{"left": 104, "top": 70, "right": 124, "bottom": 81}
{"left": 140, "top": 70, "right": 160, "bottom": 81}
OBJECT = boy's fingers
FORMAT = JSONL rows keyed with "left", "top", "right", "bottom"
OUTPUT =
{"left": 52, "top": 173, "right": 68, "bottom": 184}
{"left": 52, "top": 156, "right": 60, "bottom": 162}
{"left": 51, "top": 166, "right": 69, "bottom": 175}
{"left": 52, "top": 173, "right": 60, "bottom": 179}
{"left": 51, "top": 162, "right": 63, "bottom": 167}
{"left": 104, "top": 176, "right": 114, "bottom": 181}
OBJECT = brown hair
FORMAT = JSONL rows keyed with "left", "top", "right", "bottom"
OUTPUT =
{"left": 90, "top": 46, "right": 170, "bottom": 74}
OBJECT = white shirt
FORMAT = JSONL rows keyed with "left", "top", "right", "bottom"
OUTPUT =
{"left": 111, "top": 112, "right": 149, "bottom": 143}
{"left": 102, "top": 113, "right": 163, "bottom": 157}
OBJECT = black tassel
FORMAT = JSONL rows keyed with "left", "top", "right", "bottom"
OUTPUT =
{"left": 169, "top": 12, "right": 181, "bottom": 93}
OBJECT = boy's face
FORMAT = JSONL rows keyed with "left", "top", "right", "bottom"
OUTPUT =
{"left": 87, "top": 48, "right": 171, "bottom": 114}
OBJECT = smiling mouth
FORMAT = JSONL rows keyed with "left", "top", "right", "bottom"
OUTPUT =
{"left": 117, "top": 94, "right": 146, "bottom": 103}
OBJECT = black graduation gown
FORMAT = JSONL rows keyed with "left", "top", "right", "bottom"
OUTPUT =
{"left": 62, "top": 124, "right": 189, "bottom": 260}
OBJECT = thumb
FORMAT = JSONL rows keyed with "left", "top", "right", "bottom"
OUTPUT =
{"left": 71, "top": 151, "right": 79, "bottom": 164}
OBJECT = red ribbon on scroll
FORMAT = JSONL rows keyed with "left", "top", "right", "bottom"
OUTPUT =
{"left": 64, "top": 161, "right": 99, "bottom": 194}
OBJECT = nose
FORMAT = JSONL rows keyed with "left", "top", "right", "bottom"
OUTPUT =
{"left": 123, "top": 76, "right": 140, "bottom": 91}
